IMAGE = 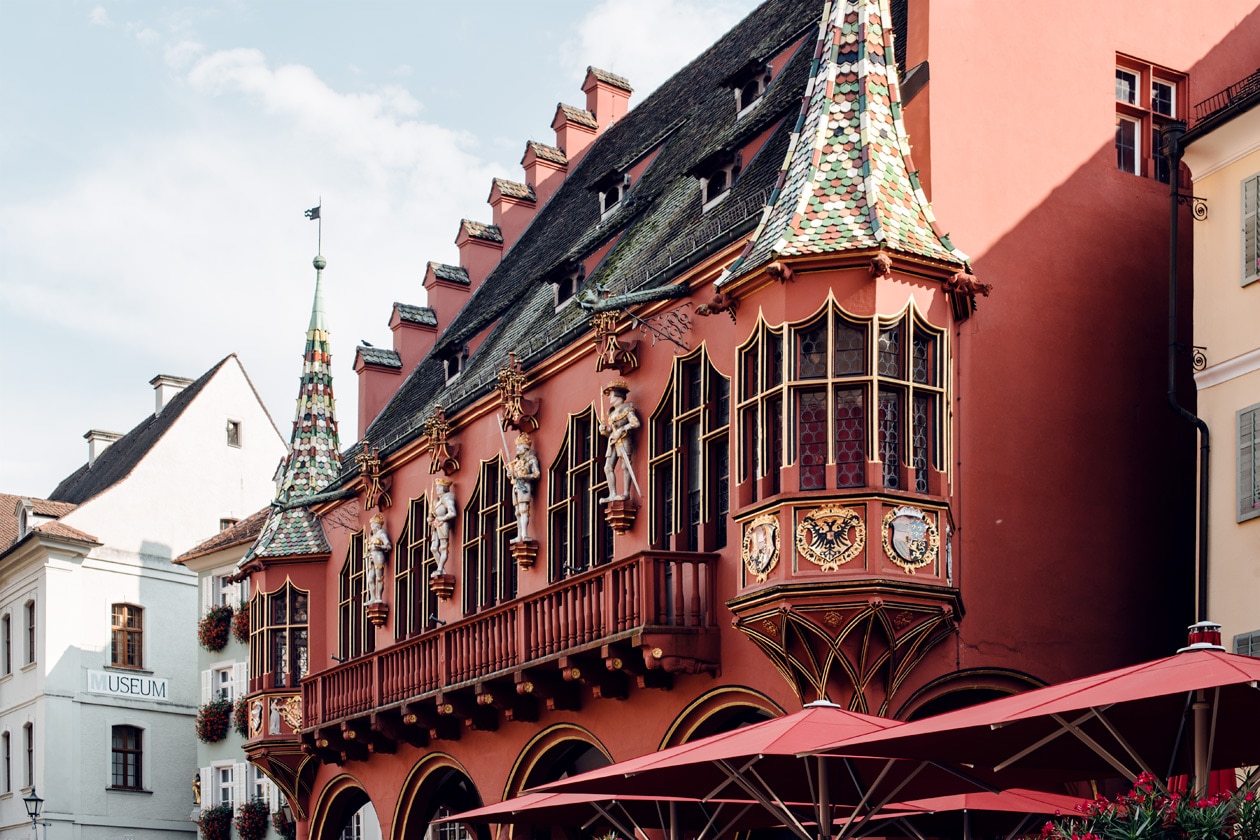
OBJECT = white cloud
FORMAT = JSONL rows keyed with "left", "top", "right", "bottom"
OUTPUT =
{"left": 564, "top": 0, "right": 749, "bottom": 99}
{"left": 89, "top": 6, "right": 110, "bottom": 26}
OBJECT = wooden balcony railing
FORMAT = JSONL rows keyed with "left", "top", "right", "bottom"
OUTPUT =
{"left": 302, "top": 550, "right": 717, "bottom": 730}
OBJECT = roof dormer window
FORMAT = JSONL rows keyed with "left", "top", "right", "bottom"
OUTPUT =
{"left": 694, "top": 151, "right": 742, "bottom": 212}
{"left": 551, "top": 262, "right": 586, "bottom": 310}
{"left": 600, "top": 176, "right": 629, "bottom": 218}
{"left": 441, "top": 345, "right": 469, "bottom": 383}
{"left": 727, "top": 61, "right": 773, "bottom": 118}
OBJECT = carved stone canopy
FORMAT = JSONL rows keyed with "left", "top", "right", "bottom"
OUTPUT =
{"left": 422, "top": 404, "right": 461, "bottom": 476}
{"left": 494, "top": 353, "right": 540, "bottom": 432}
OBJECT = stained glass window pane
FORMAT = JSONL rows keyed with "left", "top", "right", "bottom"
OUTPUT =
{"left": 834, "top": 319, "right": 867, "bottom": 375}
{"left": 879, "top": 388, "right": 902, "bottom": 489}
{"left": 878, "top": 324, "right": 902, "bottom": 377}
{"left": 834, "top": 387, "right": 866, "bottom": 488}
{"left": 913, "top": 393, "right": 934, "bottom": 493}
{"left": 796, "top": 322, "right": 827, "bottom": 379}
{"left": 797, "top": 389, "right": 828, "bottom": 490}
{"left": 912, "top": 329, "right": 934, "bottom": 384}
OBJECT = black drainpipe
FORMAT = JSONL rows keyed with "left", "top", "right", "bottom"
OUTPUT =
{"left": 1161, "top": 121, "right": 1211, "bottom": 624}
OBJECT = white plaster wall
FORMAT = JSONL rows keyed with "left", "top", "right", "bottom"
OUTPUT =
{"left": 62, "top": 357, "right": 285, "bottom": 559}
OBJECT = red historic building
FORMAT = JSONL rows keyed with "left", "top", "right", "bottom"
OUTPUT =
{"left": 234, "top": 2, "right": 1260, "bottom": 839}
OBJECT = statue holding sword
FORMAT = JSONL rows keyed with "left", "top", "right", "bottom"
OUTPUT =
{"left": 598, "top": 380, "right": 641, "bottom": 503}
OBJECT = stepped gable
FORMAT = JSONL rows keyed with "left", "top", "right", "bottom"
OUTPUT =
{"left": 174, "top": 507, "right": 270, "bottom": 564}
{"left": 350, "top": 0, "right": 830, "bottom": 473}
{"left": 48, "top": 356, "right": 232, "bottom": 504}
{"left": 736, "top": 0, "right": 965, "bottom": 276}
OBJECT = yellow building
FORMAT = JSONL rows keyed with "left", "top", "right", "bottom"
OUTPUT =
{"left": 1181, "top": 68, "right": 1260, "bottom": 651}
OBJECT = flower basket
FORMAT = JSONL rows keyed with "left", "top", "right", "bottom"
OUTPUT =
{"left": 236, "top": 798, "right": 270, "bottom": 840}
{"left": 232, "top": 604, "right": 250, "bottom": 644}
{"left": 199, "top": 605, "right": 233, "bottom": 652}
{"left": 198, "top": 803, "right": 233, "bottom": 840}
{"left": 272, "top": 810, "right": 296, "bottom": 840}
{"left": 233, "top": 697, "right": 250, "bottom": 738}
{"left": 196, "top": 698, "right": 232, "bottom": 743}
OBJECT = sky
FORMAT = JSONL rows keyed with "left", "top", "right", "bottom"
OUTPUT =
{"left": 0, "top": 0, "right": 765, "bottom": 497}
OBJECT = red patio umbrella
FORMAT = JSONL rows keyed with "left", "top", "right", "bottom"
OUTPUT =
{"left": 856, "top": 789, "right": 1091, "bottom": 840}
{"left": 532, "top": 701, "right": 1018, "bottom": 840}
{"left": 806, "top": 641, "right": 1260, "bottom": 791}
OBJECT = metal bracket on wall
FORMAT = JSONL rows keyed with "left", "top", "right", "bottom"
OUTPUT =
{"left": 1176, "top": 193, "right": 1208, "bottom": 221}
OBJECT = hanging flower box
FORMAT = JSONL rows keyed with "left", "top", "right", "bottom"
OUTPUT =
{"left": 236, "top": 798, "right": 270, "bottom": 840}
{"left": 233, "top": 697, "right": 250, "bottom": 738}
{"left": 199, "top": 605, "right": 233, "bottom": 652}
{"left": 232, "top": 605, "right": 250, "bottom": 644}
{"left": 196, "top": 698, "right": 232, "bottom": 743}
{"left": 198, "top": 803, "right": 233, "bottom": 840}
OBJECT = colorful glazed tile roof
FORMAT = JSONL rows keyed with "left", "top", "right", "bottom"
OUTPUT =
{"left": 525, "top": 141, "right": 568, "bottom": 166}
{"left": 493, "top": 179, "right": 537, "bottom": 202}
{"left": 459, "top": 220, "right": 504, "bottom": 243}
{"left": 738, "top": 0, "right": 965, "bottom": 273}
{"left": 274, "top": 257, "right": 343, "bottom": 506}
{"left": 427, "top": 262, "right": 471, "bottom": 286}
{"left": 587, "top": 66, "right": 633, "bottom": 93}
{"left": 394, "top": 302, "right": 439, "bottom": 325}
{"left": 244, "top": 506, "right": 330, "bottom": 560}
{"left": 557, "top": 104, "right": 599, "bottom": 130}
{"left": 356, "top": 345, "right": 402, "bottom": 368}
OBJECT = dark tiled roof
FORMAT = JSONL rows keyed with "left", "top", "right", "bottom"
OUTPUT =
{"left": 493, "top": 179, "right": 537, "bottom": 202}
{"left": 48, "top": 356, "right": 233, "bottom": 504}
{"left": 395, "top": 302, "right": 438, "bottom": 327}
{"left": 525, "top": 141, "right": 568, "bottom": 166}
{"left": 174, "top": 506, "right": 270, "bottom": 564}
{"left": 459, "top": 220, "right": 504, "bottom": 243}
{"left": 357, "top": 345, "right": 403, "bottom": 368}
{"left": 588, "top": 66, "right": 633, "bottom": 93}
{"left": 427, "top": 263, "right": 470, "bottom": 287}
{"left": 341, "top": 0, "right": 886, "bottom": 482}
{"left": 557, "top": 104, "right": 599, "bottom": 129}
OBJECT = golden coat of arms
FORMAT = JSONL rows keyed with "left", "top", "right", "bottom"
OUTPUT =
{"left": 742, "top": 513, "right": 779, "bottom": 582}
{"left": 881, "top": 505, "right": 939, "bottom": 574}
{"left": 795, "top": 504, "right": 865, "bottom": 571}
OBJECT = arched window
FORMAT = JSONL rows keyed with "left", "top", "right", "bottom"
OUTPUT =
{"left": 738, "top": 304, "right": 946, "bottom": 498}
{"left": 395, "top": 496, "right": 436, "bottom": 639}
{"left": 463, "top": 458, "right": 516, "bottom": 612}
{"left": 110, "top": 604, "right": 143, "bottom": 669}
{"left": 548, "top": 408, "right": 615, "bottom": 580}
{"left": 249, "top": 583, "right": 309, "bottom": 690}
{"left": 649, "top": 349, "right": 730, "bottom": 551}
{"left": 110, "top": 725, "right": 143, "bottom": 790}
{"left": 339, "top": 531, "right": 371, "bottom": 659}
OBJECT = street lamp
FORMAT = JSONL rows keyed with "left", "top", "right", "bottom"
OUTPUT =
{"left": 22, "top": 788, "right": 42, "bottom": 827}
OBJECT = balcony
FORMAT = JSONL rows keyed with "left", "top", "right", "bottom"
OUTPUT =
{"left": 298, "top": 550, "right": 719, "bottom": 761}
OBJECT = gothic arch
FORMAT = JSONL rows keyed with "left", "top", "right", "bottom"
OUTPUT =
{"left": 503, "top": 723, "right": 614, "bottom": 798}
{"left": 394, "top": 752, "right": 486, "bottom": 840}
{"left": 307, "top": 774, "right": 373, "bottom": 840}
{"left": 892, "top": 668, "right": 1047, "bottom": 721}
{"left": 659, "top": 685, "right": 786, "bottom": 749}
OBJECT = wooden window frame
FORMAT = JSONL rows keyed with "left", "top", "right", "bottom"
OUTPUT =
{"left": 1115, "top": 55, "right": 1186, "bottom": 183}
{"left": 23, "top": 600, "right": 34, "bottom": 666}
{"left": 548, "top": 409, "right": 615, "bottom": 581}
{"left": 249, "top": 583, "right": 310, "bottom": 691}
{"left": 110, "top": 725, "right": 143, "bottom": 790}
{"left": 649, "top": 348, "right": 730, "bottom": 551}
{"left": 110, "top": 603, "right": 144, "bottom": 670}
{"left": 395, "top": 495, "right": 436, "bottom": 639}
{"left": 338, "top": 531, "right": 372, "bottom": 660}
{"left": 22, "top": 723, "right": 32, "bottom": 789}
{"left": 463, "top": 457, "right": 517, "bottom": 613}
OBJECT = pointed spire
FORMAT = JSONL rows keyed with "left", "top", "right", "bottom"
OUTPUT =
{"left": 732, "top": 0, "right": 965, "bottom": 277}
{"left": 276, "top": 254, "right": 342, "bottom": 504}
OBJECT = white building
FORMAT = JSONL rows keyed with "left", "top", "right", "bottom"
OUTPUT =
{"left": 0, "top": 355, "right": 284, "bottom": 840}
{"left": 175, "top": 511, "right": 289, "bottom": 840}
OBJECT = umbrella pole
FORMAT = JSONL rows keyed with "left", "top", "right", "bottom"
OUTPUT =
{"left": 669, "top": 800, "right": 678, "bottom": 840}
{"left": 817, "top": 755, "right": 832, "bottom": 840}
{"left": 589, "top": 801, "right": 644, "bottom": 840}
{"left": 713, "top": 759, "right": 814, "bottom": 840}
{"left": 1193, "top": 689, "right": 1208, "bottom": 796}
{"left": 963, "top": 809, "right": 971, "bottom": 840}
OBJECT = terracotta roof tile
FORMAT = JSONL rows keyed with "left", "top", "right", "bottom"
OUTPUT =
{"left": 174, "top": 507, "right": 270, "bottom": 564}
{"left": 30, "top": 520, "right": 98, "bottom": 544}
{"left": 557, "top": 103, "right": 599, "bottom": 130}
{"left": 525, "top": 141, "right": 568, "bottom": 166}
{"left": 587, "top": 66, "right": 634, "bottom": 93}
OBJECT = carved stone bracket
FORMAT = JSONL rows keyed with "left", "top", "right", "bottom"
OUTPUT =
{"left": 355, "top": 440, "right": 392, "bottom": 510}
{"left": 495, "top": 353, "right": 540, "bottom": 432}
{"left": 510, "top": 539, "right": 539, "bottom": 569}
{"left": 366, "top": 602, "right": 389, "bottom": 627}
{"left": 603, "top": 498, "right": 638, "bottom": 534}
{"left": 429, "top": 573, "right": 456, "bottom": 600}
{"left": 591, "top": 312, "right": 639, "bottom": 375}
{"left": 422, "top": 404, "right": 461, "bottom": 475}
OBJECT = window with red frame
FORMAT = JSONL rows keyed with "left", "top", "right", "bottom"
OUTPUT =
{"left": 1115, "top": 56, "right": 1185, "bottom": 183}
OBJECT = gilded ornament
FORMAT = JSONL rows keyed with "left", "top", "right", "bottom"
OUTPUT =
{"left": 881, "top": 505, "right": 939, "bottom": 574}
{"left": 741, "top": 513, "right": 779, "bottom": 582}
{"left": 795, "top": 504, "right": 865, "bottom": 571}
